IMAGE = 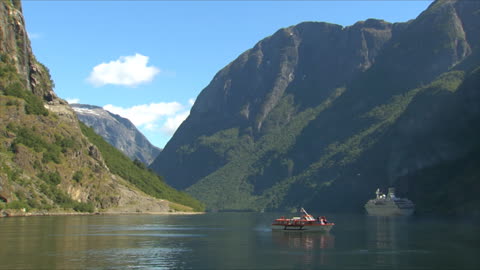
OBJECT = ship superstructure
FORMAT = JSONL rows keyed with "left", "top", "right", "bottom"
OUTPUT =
{"left": 364, "top": 188, "right": 415, "bottom": 216}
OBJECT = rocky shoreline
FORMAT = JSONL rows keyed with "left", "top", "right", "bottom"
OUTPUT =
{"left": 0, "top": 209, "right": 204, "bottom": 218}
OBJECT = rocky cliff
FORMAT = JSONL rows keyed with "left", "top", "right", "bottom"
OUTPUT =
{"left": 72, "top": 104, "right": 161, "bottom": 166}
{"left": 0, "top": 0, "right": 57, "bottom": 103}
{"left": 150, "top": 0, "right": 480, "bottom": 215}
{"left": 0, "top": 0, "right": 202, "bottom": 215}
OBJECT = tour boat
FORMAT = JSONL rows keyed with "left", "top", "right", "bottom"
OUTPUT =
{"left": 271, "top": 208, "right": 334, "bottom": 232}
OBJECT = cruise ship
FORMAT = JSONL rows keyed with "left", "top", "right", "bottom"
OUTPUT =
{"left": 364, "top": 188, "right": 415, "bottom": 216}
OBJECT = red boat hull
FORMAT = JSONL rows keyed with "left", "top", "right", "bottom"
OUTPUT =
{"left": 271, "top": 218, "right": 334, "bottom": 232}
{"left": 271, "top": 223, "right": 334, "bottom": 232}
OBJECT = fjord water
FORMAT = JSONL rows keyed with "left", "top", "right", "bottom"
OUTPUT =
{"left": 1, "top": 213, "right": 479, "bottom": 270}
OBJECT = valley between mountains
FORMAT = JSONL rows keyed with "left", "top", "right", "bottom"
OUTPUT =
{"left": 1, "top": 0, "right": 479, "bottom": 217}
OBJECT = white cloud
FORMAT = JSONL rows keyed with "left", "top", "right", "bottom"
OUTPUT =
{"left": 27, "top": 32, "right": 42, "bottom": 39}
{"left": 87, "top": 53, "right": 160, "bottom": 87}
{"left": 144, "top": 123, "right": 158, "bottom": 131}
{"left": 103, "top": 99, "right": 193, "bottom": 139}
{"left": 162, "top": 111, "right": 190, "bottom": 136}
{"left": 66, "top": 98, "right": 80, "bottom": 104}
{"left": 104, "top": 102, "right": 183, "bottom": 126}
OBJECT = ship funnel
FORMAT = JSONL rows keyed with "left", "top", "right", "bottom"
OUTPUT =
{"left": 387, "top": 187, "right": 396, "bottom": 199}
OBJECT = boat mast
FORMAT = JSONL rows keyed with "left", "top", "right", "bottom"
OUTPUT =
{"left": 300, "top": 208, "right": 316, "bottom": 221}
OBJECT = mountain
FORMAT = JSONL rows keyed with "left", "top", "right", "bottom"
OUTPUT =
{"left": 71, "top": 104, "right": 161, "bottom": 166}
{"left": 150, "top": 0, "right": 480, "bottom": 215}
{"left": 0, "top": 0, "right": 203, "bottom": 215}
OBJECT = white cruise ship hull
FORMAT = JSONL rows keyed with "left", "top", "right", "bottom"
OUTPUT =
{"left": 365, "top": 206, "right": 414, "bottom": 216}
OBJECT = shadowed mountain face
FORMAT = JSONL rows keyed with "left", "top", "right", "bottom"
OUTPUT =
{"left": 72, "top": 104, "right": 161, "bottom": 166}
{"left": 151, "top": 0, "right": 480, "bottom": 215}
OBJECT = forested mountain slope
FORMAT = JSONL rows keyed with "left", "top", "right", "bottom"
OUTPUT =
{"left": 0, "top": 0, "right": 203, "bottom": 215}
{"left": 151, "top": 0, "right": 480, "bottom": 215}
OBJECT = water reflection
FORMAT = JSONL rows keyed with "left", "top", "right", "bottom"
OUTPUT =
{"left": 0, "top": 215, "right": 197, "bottom": 270}
{"left": 272, "top": 231, "right": 335, "bottom": 250}
{"left": 271, "top": 231, "right": 335, "bottom": 267}
{"left": 366, "top": 216, "right": 409, "bottom": 268}
{"left": 369, "top": 216, "right": 396, "bottom": 249}
{"left": 2, "top": 213, "right": 478, "bottom": 270}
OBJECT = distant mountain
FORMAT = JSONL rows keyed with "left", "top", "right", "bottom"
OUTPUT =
{"left": 150, "top": 0, "right": 480, "bottom": 215}
{"left": 71, "top": 104, "right": 161, "bottom": 166}
{"left": 0, "top": 0, "right": 203, "bottom": 215}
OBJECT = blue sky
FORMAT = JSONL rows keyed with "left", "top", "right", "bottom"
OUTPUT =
{"left": 22, "top": 0, "right": 432, "bottom": 148}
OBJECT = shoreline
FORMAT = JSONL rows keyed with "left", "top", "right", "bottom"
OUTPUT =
{"left": 0, "top": 209, "right": 205, "bottom": 218}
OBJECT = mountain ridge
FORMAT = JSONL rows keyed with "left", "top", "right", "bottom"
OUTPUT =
{"left": 150, "top": 0, "right": 480, "bottom": 215}
{"left": 72, "top": 104, "right": 161, "bottom": 166}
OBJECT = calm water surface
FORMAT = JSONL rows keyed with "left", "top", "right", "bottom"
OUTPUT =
{"left": 1, "top": 213, "right": 479, "bottom": 269}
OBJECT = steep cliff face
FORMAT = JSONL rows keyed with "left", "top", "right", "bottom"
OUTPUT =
{"left": 0, "top": 0, "right": 201, "bottom": 214}
{"left": 189, "top": 19, "right": 398, "bottom": 133}
{"left": 151, "top": 0, "right": 480, "bottom": 215}
{"left": 72, "top": 104, "right": 161, "bottom": 165}
{"left": 0, "top": 0, "right": 58, "bottom": 102}
{"left": 152, "top": 19, "right": 401, "bottom": 190}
